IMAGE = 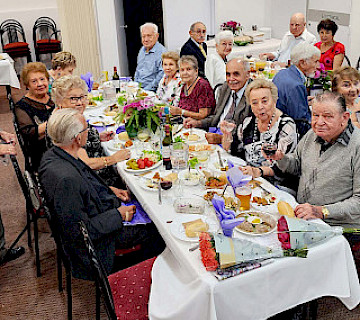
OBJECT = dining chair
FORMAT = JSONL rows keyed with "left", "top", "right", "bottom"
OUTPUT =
{"left": 0, "top": 19, "right": 31, "bottom": 63}
{"left": 79, "top": 221, "right": 156, "bottom": 320}
{"left": 33, "top": 17, "right": 62, "bottom": 62}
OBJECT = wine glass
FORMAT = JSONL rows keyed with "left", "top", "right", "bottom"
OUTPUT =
{"left": 221, "top": 119, "right": 236, "bottom": 143}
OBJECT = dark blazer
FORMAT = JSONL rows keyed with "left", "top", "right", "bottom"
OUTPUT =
{"left": 180, "top": 38, "right": 207, "bottom": 78}
{"left": 200, "top": 81, "right": 252, "bottom": 130}
{"left": 39, "top": 147, "right": 123, "bottom": 280}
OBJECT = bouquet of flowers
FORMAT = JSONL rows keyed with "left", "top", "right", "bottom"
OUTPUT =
{"left": 114, "top": 98, "right": 161, "bottom": 139}
{"left": 307, "top": 63, "right": 332, "bottom": 91}
{"left": 220, "top": 20, "right": 242, "bottom": 35}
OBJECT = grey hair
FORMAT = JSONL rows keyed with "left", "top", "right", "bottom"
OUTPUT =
{"left": 140, "top": 22, "right": 158, "bottom": 34}
{"left": 190, "top": 21, "right": 206, "bottom": 32}
{"left": 312, "top": 91, "right": 347, "bottom": 113}
{"left": 179, "top": 55, "right": 198, "bottom": 70}
{"left": 245, "top": 79, "right": 278, "bottom": 105}
{"left": 47, "top": 108, "right": 84, "bottom": 147}
{"left": 290, "top": 42, "right": 321, "bottom": 65}
{"left": 51, "top": 75, "right": 88, "bottom": 106}
{"left": 228, "top": 57, "right": 250, "bottom": 72}
{"left": 215, "top": 30, "right": 234, "bottom": 44}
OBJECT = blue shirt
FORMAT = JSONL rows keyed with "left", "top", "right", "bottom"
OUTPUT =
{"left": 134, "top": 42, "right": 167, "bottom": 91}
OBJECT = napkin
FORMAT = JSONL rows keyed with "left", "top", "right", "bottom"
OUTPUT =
{"left": 212, "top": 195, "right": 244, "bottom": 237}
{"left": 81, "top": 72, "right": 94, "bottom": 92}
{"left": 209, "top": 127, "right": 222, "bottom": 135}
{"left": 226, "top": 166, "right": 252, "bottom": 190}
{"left": 116, "top": 125, "right": 126, "bottom": 134}
{"left": 122, "top": 199, "right": 152, "bottom": 226}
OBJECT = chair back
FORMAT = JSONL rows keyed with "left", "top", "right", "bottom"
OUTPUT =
{"left": 0, "top": 19, "right": 27, "bottom": 48}
{"left": 343, "top": 55, "right": 351, "bottom": 67}
{"left": 79, "top": 221, "right": 117, "bottom": 320}
{"left": 33, "top": 17, "right": 60, "bottom": 43}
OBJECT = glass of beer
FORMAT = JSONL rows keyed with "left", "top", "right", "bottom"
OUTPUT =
{"left": 235, "top": 186, "right": 252, "bottom": 211}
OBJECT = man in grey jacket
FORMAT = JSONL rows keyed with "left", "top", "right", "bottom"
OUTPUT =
{"left": 184, "top": 58, "right": 252, "bottom": 144}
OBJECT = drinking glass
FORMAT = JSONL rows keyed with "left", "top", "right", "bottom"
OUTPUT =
{"left": 221, "top": 119, "right": 236, "bottom": 143}
{"left": 170, "top": 142, "right": 189, "bottom": 171}
{"left": 235, "top": 186, "right": 252, "bottom": 211}
{"left": 262, "top": 142, "right": 278, "bottom": 157}
{"left": 137, "top": 128, "right": 150, "bottom": 142}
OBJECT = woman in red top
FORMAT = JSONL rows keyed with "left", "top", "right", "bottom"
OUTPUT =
{"left": 315, "top": 19, "right": 345, "bottom": 71}
{"left": 170, "top": 55, "right": 215, "bottom": 120}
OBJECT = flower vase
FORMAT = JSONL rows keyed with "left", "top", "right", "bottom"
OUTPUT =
{"left": 125, "top": 123, "right": 138, "bottom": 139}
{"left": 309, "top": 84, "right": 324, "bottom": 97}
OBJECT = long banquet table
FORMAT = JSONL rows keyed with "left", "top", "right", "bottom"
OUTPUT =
{"left": 0, "top": 53, "right": 20, "bottom": 91}
{"left": 86, "top": 103, "right": 360, "bottom": 320}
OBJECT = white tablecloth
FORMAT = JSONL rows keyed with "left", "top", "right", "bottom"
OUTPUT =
{"left": 92, "top": 105, "right": 360, "bottom": 319}
{"left": 206, "top": 38, "right": 281, "bottom": 60}
{"left": 0, "top": 53, "right": 20, "bottom": 89}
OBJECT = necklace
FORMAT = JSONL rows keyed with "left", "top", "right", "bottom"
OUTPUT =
{"left": 184, "top": 76, "right": 198, "bottom": 96}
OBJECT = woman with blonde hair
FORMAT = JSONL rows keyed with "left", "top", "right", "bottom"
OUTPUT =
{"left": 155, "top": 51, "right": 183, "bottom": 106}
{"left": 48, "top": 51, "right": 77, "bottom": 89}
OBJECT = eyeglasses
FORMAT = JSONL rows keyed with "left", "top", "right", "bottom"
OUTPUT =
{"left": 66, "top": 95, "right": 87, "bottom": 104}
{"left": 73, "top": 126, "right": 89, "bottom": 139}
{"left": 194, "top": 30, "right": 206, "bottom": 35}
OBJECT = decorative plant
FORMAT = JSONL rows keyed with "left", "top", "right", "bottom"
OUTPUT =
{"left": 306, "top": 63, "right": 332, "bottom": 91}
{"left": 220, "top": 20, "right": 242, "bottom": 35}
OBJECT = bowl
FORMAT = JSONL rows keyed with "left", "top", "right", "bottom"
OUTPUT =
{"left": 179, "top": 169, "right": 201, "bottom": 186}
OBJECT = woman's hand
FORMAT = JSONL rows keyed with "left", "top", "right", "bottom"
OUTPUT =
{"left": 0, "top": 131, "right": 16, "bottom": 144}
{"left": 294, "top": 203, "right": 322, "bottom": 220}
{"left": 110, "top": 187, "right": 131, "bottom": 202}
{"left": 240, "top": 166, "right": 262, "bottom": 178}
{"left": 0, "top": 143, "right": 16, "bottom": 157}
{"left": 262, "top": 149, "right": 284, "bottom": 161}
{"left": 100, "top": 131, "right": 115, "bottom": 142}
{"left": 118, "top": 204, "right": 136, "bottom": 222}
{"left": 111, "top": 149, "right": 131, "bottom": 163}
{"left": 170, "top": 106, "right": 182, "bottom": 116}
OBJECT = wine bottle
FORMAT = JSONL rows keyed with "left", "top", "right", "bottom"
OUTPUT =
{"left": 112, "top": 66, "right": 120, "bottom": 93}
{"left": 162, "top": 124, "right": 172, "bottom": 170}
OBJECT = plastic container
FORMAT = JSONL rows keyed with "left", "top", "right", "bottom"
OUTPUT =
{"left": 173, "top": 197, "right": 206, "bottom": 214}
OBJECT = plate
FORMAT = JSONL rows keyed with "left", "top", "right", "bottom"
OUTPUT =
{"left": 123, "top": 159, "right": 162, "bottom": 173}
{"left": 176, "top": 129, "right": 206, "bottom": 143}
{"left": 170, "top": 214, "right": 218, "bottom": 242}
{"left": 139, "top": 178, "right": 160, "bottom": 192}
{"left": 107, "top": 139, "right": 134, "bottom": 151}
{"left": 235, "top": 211, "right": 277, "bottom": 236}
{"left": 89, "top": 119, "right": 115, "bottom": 126}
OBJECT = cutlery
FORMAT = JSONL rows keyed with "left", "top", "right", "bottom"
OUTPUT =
{"left": 217, "top": 150, "right": 224, "bottom": 168}
{"left": 221, "top": 184, "right": 228, "bottom": 196}
{"left": 158, "top": 180, "right": 162, "bottom": 204}
{"left": 174, "top": 124, "right": 184, "bottom": 136}
{"left": 189, "top": 244, "right": 199, "bottom": 252}
{"left": 258, "top": 184, "right": 271, "bottom": 196}
{"left": 134, "top": 171, "right": 152, "bottom": 177}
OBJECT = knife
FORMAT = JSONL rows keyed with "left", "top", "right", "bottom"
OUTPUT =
{"left": 158, "top": 180, "right": 162, "bottom": 205}
{"left": 217, "top": 150, "right": 224, "bottom": 168}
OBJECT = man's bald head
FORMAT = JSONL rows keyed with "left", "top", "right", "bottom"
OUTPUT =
{"left": 290, "top": 13, "right": 306, "bottom": 38}
{"left": 226, "top": 58, "right": 249, "bottom": 92}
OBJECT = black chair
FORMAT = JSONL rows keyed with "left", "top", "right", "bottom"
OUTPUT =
{"left": 0, "top": 19, "right": 31, "bottom": 63}
{"left": 33, "top": 17, "right": 62, "bottom": 62}
{"left": 343, "top": 54, "right": 351, "bottom": 67}
{"left": 356, "top": 57, "right": 360, "bottom": 71}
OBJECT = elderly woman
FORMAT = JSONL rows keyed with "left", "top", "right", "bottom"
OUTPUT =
{"left": 155, "top": 51, "right": 182, "bottom": 107}
{"left": 332, "top": 66, "right": 360, "bottom": 128}
{"left": 222, "top": 79, "right": 297, "bottom": 168}
{"left": 315, "top": 19, "right": 345, "bottom": 71}
{"left": 15, "top": 62, "right": 55, "bottom": 171}
{"left": 51, "top": 75, "right": 129, "bottom": 188}
{"left": 205, "top": 30, "right": 234, "bottom": 88}
{"left": 170, "top": 55, "right": 215, "bottom": 120}
{"left": 48, "top": 51, "right": 77, "bottom": 90}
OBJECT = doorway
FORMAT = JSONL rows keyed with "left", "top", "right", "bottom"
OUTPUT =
{"left": 123, "top": 0, "right": 164, "bottom": 77}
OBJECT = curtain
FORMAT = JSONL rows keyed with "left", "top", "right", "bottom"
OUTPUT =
{"left": 56, "top": 0, "right": 101, "bottom": 78}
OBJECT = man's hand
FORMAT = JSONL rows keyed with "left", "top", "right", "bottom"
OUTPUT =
{"left": 118, "top": 205, "right": 136, "bottom": 222}
{"left": 183, "top": 118, "right": 200, "bottom": 129}
{"left": 259, "top": 53, "right": 275, "bottom": 61}
{"left": 99, "top": 131, "right": 115, "bottom": 142}
{"left": 294, "top": 203, "right": 323, "bottom": 220}
{"left": 205, "top": 132, "right": 222, "bottom": 144}
{"left": 0, "top": 143, "right": 16, "bottom": 157}
{"left": 240, "top": 166, "right": 260, "bottom": 178}
{"left": 112, "top": 149, "right": 131, "bottom": 162}
{"left": 262, "top": 149, "right": 284, "bottom": 161}
{"left": 110, "top": 187, "right": 131, "bottom": 202}
{"left": 0, "top": 131, "right": 16, "bottom": 144}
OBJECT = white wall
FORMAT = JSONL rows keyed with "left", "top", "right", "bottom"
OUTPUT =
{"left": 0, "top": 0, "right": 59, "bottom": 61}
{"left": 162, "top": 0, "right": 212, "bottom": 52}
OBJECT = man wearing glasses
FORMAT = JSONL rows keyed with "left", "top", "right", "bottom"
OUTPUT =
{"left": 134, "top": 22, "right": 167, "bottom": 92}
{"left": 180, "top": 22, "right": 207, "bottom": 78}
{"left": 260, "top": 13, "right": 316, "bottom": 66}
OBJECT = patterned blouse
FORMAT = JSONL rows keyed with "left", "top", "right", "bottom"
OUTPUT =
{"left": 179, "top": 77, "right": 216, "bottom": 113}
{"left": 155, "top": 72, "right": 183, "bottom": 107}
{"left": 315, "top": 42, "right": 345, "bottom": 71}
{"left": 231, "top": 114, "right": 298, "bottom": 167}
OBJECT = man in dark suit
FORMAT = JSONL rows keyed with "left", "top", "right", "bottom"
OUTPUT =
{"left": 184, "top": 58, "right": 252, "bottom": 144}
{"left": 180, "top": 22, "right": 207, "bottom": 78}
{"left": 39, "top": 109, "right": 165, "bottom": 280}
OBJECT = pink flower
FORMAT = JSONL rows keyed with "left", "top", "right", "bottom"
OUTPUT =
{"left": 277, "top": 216, "right": 291, "bottom": 250}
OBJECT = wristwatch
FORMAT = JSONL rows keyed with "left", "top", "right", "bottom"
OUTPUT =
{"left": 321, "top": 206, "right": 330, "bottom": 219}
{"left": 258, "top": 167, "right": 264, "bottom": 177}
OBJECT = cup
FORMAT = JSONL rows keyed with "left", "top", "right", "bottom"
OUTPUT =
{"left": 262, "top": 142, "right": 277, "bottom": 156}
{"left": 235, "top": 186, "right": 252, "bottom": 211}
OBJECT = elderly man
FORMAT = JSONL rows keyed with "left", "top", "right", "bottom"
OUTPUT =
{"left": 273, "top": 42, "right": 320, "bottom": 137}
{"left": 184, "top": 58, "right": 252, "bottom": 144}
{"left": 39, "top": 109, "right": 165, "bottom": 280}
{"left": 248, "top": 92, "right": 360, "bottom": 229}
{"left": 134, "top": 22, "right": 167, "bottom": 91}
{"left": 180, "top": 22, "right": 207, "bottom": 78}
{"left": 260, "top": 13, "right": 316, "bottom": 64}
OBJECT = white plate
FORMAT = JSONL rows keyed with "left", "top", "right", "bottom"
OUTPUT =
{"left": 234, "top": 211, "right": 277, "bottom": 236}
{"left": 123, "top": 159, "right": 162, "bottom": 173}
{"left": 170, "top": 214, "right": 219, "bottom": 242}
{"left": 89, "top": 119, "right": 115, "bottom": 126}
{"left": 107, "top": 139, "right": 134, "bottom": 151}
{"left": 176, "top": 128, "right": 206, "bottom": 143}
{"left": 139, "top": 178, "right": 160, "bottom": 192}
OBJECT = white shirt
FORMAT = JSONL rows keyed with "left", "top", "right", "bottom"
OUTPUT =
{"left": 272, "top": 29, "right": 316, "bottom": 63}
{"left": 218, "top": 81, "right": 248, "bottom": 126}
{"left": 205, "top": 51, "right": 227, "bottom": 89}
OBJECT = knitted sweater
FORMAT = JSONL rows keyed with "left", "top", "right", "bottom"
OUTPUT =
{"left": 277, "top": 125, "right": 360, "bottom": 228}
